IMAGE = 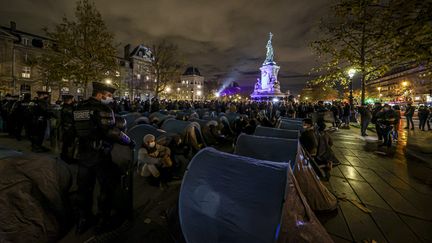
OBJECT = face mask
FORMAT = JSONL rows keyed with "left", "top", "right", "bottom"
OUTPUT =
{"left": 101, "top": 97, "right": 113, "bottom": 104}
{"left": 149, "top": 141, "right": 156, "bottom": 148}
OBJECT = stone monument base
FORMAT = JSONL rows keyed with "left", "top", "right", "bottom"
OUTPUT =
{"left": 250, "top": 91, "right": 287, "bottom": 100}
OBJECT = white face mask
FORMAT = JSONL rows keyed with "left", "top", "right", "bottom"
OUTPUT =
{"left": 149, "top": 141, "right": 156, "bottom": 148}
{"left": 101, "top": 97, "right": 113, "bottom": 104}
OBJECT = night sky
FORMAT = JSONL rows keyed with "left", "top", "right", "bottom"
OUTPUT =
{"left": 0, "top": 0, "right": 330, "bottom": 94}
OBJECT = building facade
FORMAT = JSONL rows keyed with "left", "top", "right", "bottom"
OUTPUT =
{"left": 0, "top": 22, "right": 57, "bottom": 99}
{"left": 366, "top": 65, "right": 432, "bottom": 104}
{"left": 0, "top": 22, "right": 157, "bottom": 101}
{"left": 119, "top": 44, "right": 154, "bottom": 99}
{"left": 174, "top": 67, "right": 205, "bottom": 101}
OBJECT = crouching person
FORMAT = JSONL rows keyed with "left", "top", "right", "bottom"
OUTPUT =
{"left": 138, "top": 134, "right": 173, "bottom": 187}
{"left": 316, "top": 122, "right": 340, "bottom": 181}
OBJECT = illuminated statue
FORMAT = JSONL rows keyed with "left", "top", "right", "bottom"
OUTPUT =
{"left": 264, "top": 32, "right": 274, "bottom": 64}
{"left": 251, "top": 32, "right": 289, "bottom": 100}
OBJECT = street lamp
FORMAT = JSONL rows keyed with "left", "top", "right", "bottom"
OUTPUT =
{"left": 347, "top": 68, "right": 356, "bottom": 109}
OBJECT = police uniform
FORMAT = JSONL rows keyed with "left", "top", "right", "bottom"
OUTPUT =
{"left": 73, "top": 82, "right": 134, "bottom": 233}
{"left": 60, "top": 95, "right": 76, "bottom": 163}
{"left": 29, "top": 91, "right": 51, "bottom": 152}
{"left": 10, "top": 94, "right": 31, "bottom": 140}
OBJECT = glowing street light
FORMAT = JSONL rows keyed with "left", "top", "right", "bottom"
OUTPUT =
{"left": 348, "top": 68, "right": 356, "bottom": 79}
{"left": 104, "top": 78, "right": 112, "bottom": 85}
{"left": 197, "top": 90, "right": 202, "bottom": 96}
{"left": 165, "top": 86, "right": 171, "bottom": 93}
{"left": 402, "top": 81, "right": 408, "bottom": 87}
{"left": 214, "top": 92, "right": 220, "bottom": 97}
{"left": 347, "top": 68, "right": 356, "bottom": 109}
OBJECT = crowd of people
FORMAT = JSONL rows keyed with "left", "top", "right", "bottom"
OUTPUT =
{"left": 1, "top": 84, "right": 432, "bottom": 234}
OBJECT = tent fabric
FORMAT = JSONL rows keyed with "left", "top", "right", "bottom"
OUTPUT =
{"left": 293, "top": 144, "right": 338, "bottom": 212}
{"left": 277, "top": 120, "right": 302, "bottom": 130}
{"left": 234, "top": 134, "right": 298, "bottom": 165}
{"left": 179, "top": 147, "right": 288, "bottom": 243}
{"left": 161, "top": 119, "right": 205, "bottom": 150}
{"left": 121, "top": 112, "right": 142, "bottom": 130}
{"left": 254, "top": 126, "right": 299, "bottom": 140}
{"left": 131, "top": 116, "right": 150, "bottom": 127}
{"left": 277, "top": 166, "right": 334, "bottom": 243}
{"left": 190, "top": 118, "right": 220, "bottom": 146}
{"left": 0, "top": 154, "right": 72, "bottom": 243}
{"left": 149, "top": 112, "right": 175, "bottom": 126}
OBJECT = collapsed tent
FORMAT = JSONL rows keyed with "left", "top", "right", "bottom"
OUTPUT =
{"left": 161, "top": 119, "right": 205, "bottom": 151}
{"left": 293, "top": 145, "right": 338, "bottom": 212}
{"left": 179, "top": 148, "right": 333, "bottom": 243}
{"left": 0, "top": 153, "right": 73, "bottom": 243}
{"left": 254, "top": 126, "right": 299, "bottom": 140}
{"left": 234, "top": 134, "right": 297, "bottom": 165}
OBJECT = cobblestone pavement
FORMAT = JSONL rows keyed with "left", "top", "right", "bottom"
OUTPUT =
{"left": 322, "top": 123, "right": 432, "bottom": 243}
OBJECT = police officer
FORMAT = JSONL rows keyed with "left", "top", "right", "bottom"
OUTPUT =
{"left": 9, "top": 94, "right": 31, "bottom": 140}
{"left": 29, "top": 91, "right": 51, "bottom": 152}
{"left": 60, "top": 95, "right": 76, "bottom": 163}
{"left": 73, "top": 81, "right": 135, "bottom": 234}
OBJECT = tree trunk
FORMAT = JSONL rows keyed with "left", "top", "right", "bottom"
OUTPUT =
{"left": 361, "top": 73, "right": 366, "bottom": 105}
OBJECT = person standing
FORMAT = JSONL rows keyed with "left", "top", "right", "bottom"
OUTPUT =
{"left": 392, "top": 105, "right": 401, "bottom": 141}
{"left": 9, "top": 93, "right": 31, "bottom": 140}
{"left": 371, "top": 102, "right": 383, "bottom": 141}
{"left": 342, "top": 102, "right": 351, "bottom": 128}
{"left": 418, "top": 105, "right": 430, "bottom": 131}
{"left": 404, "top": 102, "right": 415, "bottom": 130}
{"left": 376, "top": 104, "right": 397, "bottom": 148}
{"left": 73, "top": 82, "right": 135, "bottom": 234}
{"left": 359, "top": 104, "right": 372, "bottom": 136}
{"left": 29, "top": 91, "right": 51, "bottom": 152}
{"left": 60, "top": 95, "right": 76, "bottom": 163}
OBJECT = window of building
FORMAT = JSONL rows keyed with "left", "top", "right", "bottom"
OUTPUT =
{"left": 20, "top": 84, "right": 31, "bottom": 94}
{"left": 22, "top": 37, "right": 30, "bottom": 46}
{"left": 24, "top": 53, "right": 28, "bottom": 62}
{"left": 137, "top": 74, "right": 141, "bottom": 79}
{"left": 22, "top": 66, "right": 31, "bottom": 78}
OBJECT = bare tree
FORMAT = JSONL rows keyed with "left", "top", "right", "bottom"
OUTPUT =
{"left": 150, "top": 40, "right": 183, "bottom": 98}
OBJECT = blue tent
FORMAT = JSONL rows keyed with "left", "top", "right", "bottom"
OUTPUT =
{"left": 277, "top": 120, "right": 303, "bottom": 130}
{"left": 254, "top": 126, "right": 299, "bottom": 140}
{"left": 179, "top": 148, "right": 288, "bottom": 243}
{"left": 234, "top": 134, "right": 298, "bottom": 166}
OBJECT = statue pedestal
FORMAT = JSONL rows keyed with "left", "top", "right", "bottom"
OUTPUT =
{"left": 251, "top": 63, "right": 286, "bottom": 100}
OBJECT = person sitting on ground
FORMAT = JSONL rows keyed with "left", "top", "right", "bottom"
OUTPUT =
{"left": 138, "top": 134, "right": 173, "bottom": 187}
{"left": 300, "top": 118, "right": 318, "bottom": 156}
{"left": 316, "top": 122, "right": 340, "bottom": 180}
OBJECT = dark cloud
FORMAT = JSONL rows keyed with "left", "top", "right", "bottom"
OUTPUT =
{"left": 0, "top": 0, "right": 330, "bottom": 94}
